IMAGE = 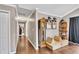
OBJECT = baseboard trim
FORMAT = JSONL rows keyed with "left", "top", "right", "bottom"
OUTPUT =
{"left": 69, "top": 41, "right": 79, "bottom": 45}
{"left": 28, "top": 38, "right": 38, "bottom": 50}
{"left": 9, "top": 51, "right": 16, "bottom": 54}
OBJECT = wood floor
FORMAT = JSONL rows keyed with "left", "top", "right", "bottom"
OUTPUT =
{"left": 16, "top": 36, "right": 79, "bottom": 54}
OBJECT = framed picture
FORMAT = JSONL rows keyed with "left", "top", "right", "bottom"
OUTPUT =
{"left": 51, "top": 17, "right": 57, "bottom": 29}
{"left": 46, "top": 20, "right": 52, "bottom": 29}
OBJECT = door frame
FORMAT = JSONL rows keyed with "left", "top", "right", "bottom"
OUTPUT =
{"left": 16, "top": 20, "right": 27, "bottom": 43}
{"left": 0, "top": 9, "right": 11, "bottom": 53}
{"left": 18, "top": 22, "right": 26, "bottom": 36}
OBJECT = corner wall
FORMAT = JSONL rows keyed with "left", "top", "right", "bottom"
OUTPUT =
{"left": 27, "top": 11, "right": 38, "bottom": 50}
{"left": 63, "top": 8, "right": 79, "bottom": 40}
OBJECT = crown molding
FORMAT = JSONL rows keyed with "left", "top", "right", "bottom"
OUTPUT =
{"left": 37, "top": 8, "right": 60, "bottom": 17}
{"left": 61, "top": 7, "right": 79, "bottom": 18}
{"left": 3, "top": 4, "right": 17, "bottom": 8}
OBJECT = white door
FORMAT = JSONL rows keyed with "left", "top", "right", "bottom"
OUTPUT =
{"left": 0, "top": 11, "right": 10, "bottom": 54}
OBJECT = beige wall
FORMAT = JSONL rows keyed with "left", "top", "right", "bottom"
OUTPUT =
{"left": 0, "top": 5, "right": 17, "bottom": 53}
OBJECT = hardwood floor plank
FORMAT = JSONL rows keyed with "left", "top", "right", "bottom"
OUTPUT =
{"left": 16, "top": 36, "right": 79, "bottom": 54}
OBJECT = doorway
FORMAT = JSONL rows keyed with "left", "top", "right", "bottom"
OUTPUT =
{"left": 16, "top": 21, "right": 27, "bottom": 53}
{"left": 18, "top": 22, "right": 26, "bottom": 37}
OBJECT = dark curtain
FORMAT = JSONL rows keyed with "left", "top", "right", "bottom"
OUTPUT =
{"left": 69, "top": 16, "right": 79, "bottom": 43}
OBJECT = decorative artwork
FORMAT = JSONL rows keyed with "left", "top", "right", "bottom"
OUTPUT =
{"left": 47, "top": 20, "right": 51, "bottom": 29}
{"left": 38, "top": 17, "right": 46, "bottom": 48}
{"left": 46, "top": 17, "right": 57, "bottom": 29}
{"left": 51, "top": 17, "right": 57, "bottom": 29}
{"left": 46, "top": 17, "right": 52, "bottom": 29}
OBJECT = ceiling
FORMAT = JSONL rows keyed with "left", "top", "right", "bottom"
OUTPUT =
{"left": 18, "top": 4, "right": 79, "bottom": 17}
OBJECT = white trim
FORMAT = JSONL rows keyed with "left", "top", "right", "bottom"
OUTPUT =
{"left": 35, "top": 8, "right": 39, "bottom": 50}
{"left": 16, "top": 20, "right": 27, "bottom": 43}
{"left": 28, "top": 10, "right": 35, "bottom": 18}
{"left": 18, "top": 5, "right": 33, "bottom": 11}
{"left": 62, "top": 7, "right": 79, "bottom": 17}
{"left": 69, "top": 41, "right": 79, "bottom": 45}
{"left": 9, "top": 51, "right": 16, "bottom": 54}
{"left": 37, "top": 8, "right": 59, "bottom": 17}
{"left": 8, "top": 10, "right": 11, "bottom": 54}
{"left": 0, "top": 9, "right": 11, "bottom": 54}
{"left": 28, "top": 38, "right": 38, "bottom": 50}
{"left": 16, "top": 21, "right": 19, "bottom": 46}
{"left": 26, "top": 20, "right": 28, "bottom": 37}
{"left": 3, "top": 4, "right": 16, "bottom": 8}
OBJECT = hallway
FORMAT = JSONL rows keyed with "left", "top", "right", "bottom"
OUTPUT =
{"left": 16, "top": 36, "right": 79, "bottom": 54}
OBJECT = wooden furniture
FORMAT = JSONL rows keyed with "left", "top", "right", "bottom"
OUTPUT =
{"left": 46, "top": 36, "right": 62, "bottom": 50}
{"left": 59, "top": 19, "right": 67, "bottom": 40}
{"left": 46, "top": 35, "right": 68, "bottom": 50}
{"left": 38, "top": 17, "right": 47, "bottom": 48}
{"left": 46, "top": 19, "right": 68, "bottom": 50}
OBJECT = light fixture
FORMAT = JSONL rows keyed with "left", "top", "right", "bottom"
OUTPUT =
{"left": 15, "top": 16, "right": 27, "bottom": 22}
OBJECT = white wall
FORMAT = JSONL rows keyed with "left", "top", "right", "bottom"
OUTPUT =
{"left": 27, "top": 11, "right": 37, "bottom": 49}
{"left": 0, "top": 5, "right": 17, "bottom": 53}
{"left": 63, "top": 8, "right": 79, "bottom": 40}
{"left": 0, "top": 11, "right": 10, "bottom": 53}
{"left": 63, "top": 8, "right": 79, "bottom": 18}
